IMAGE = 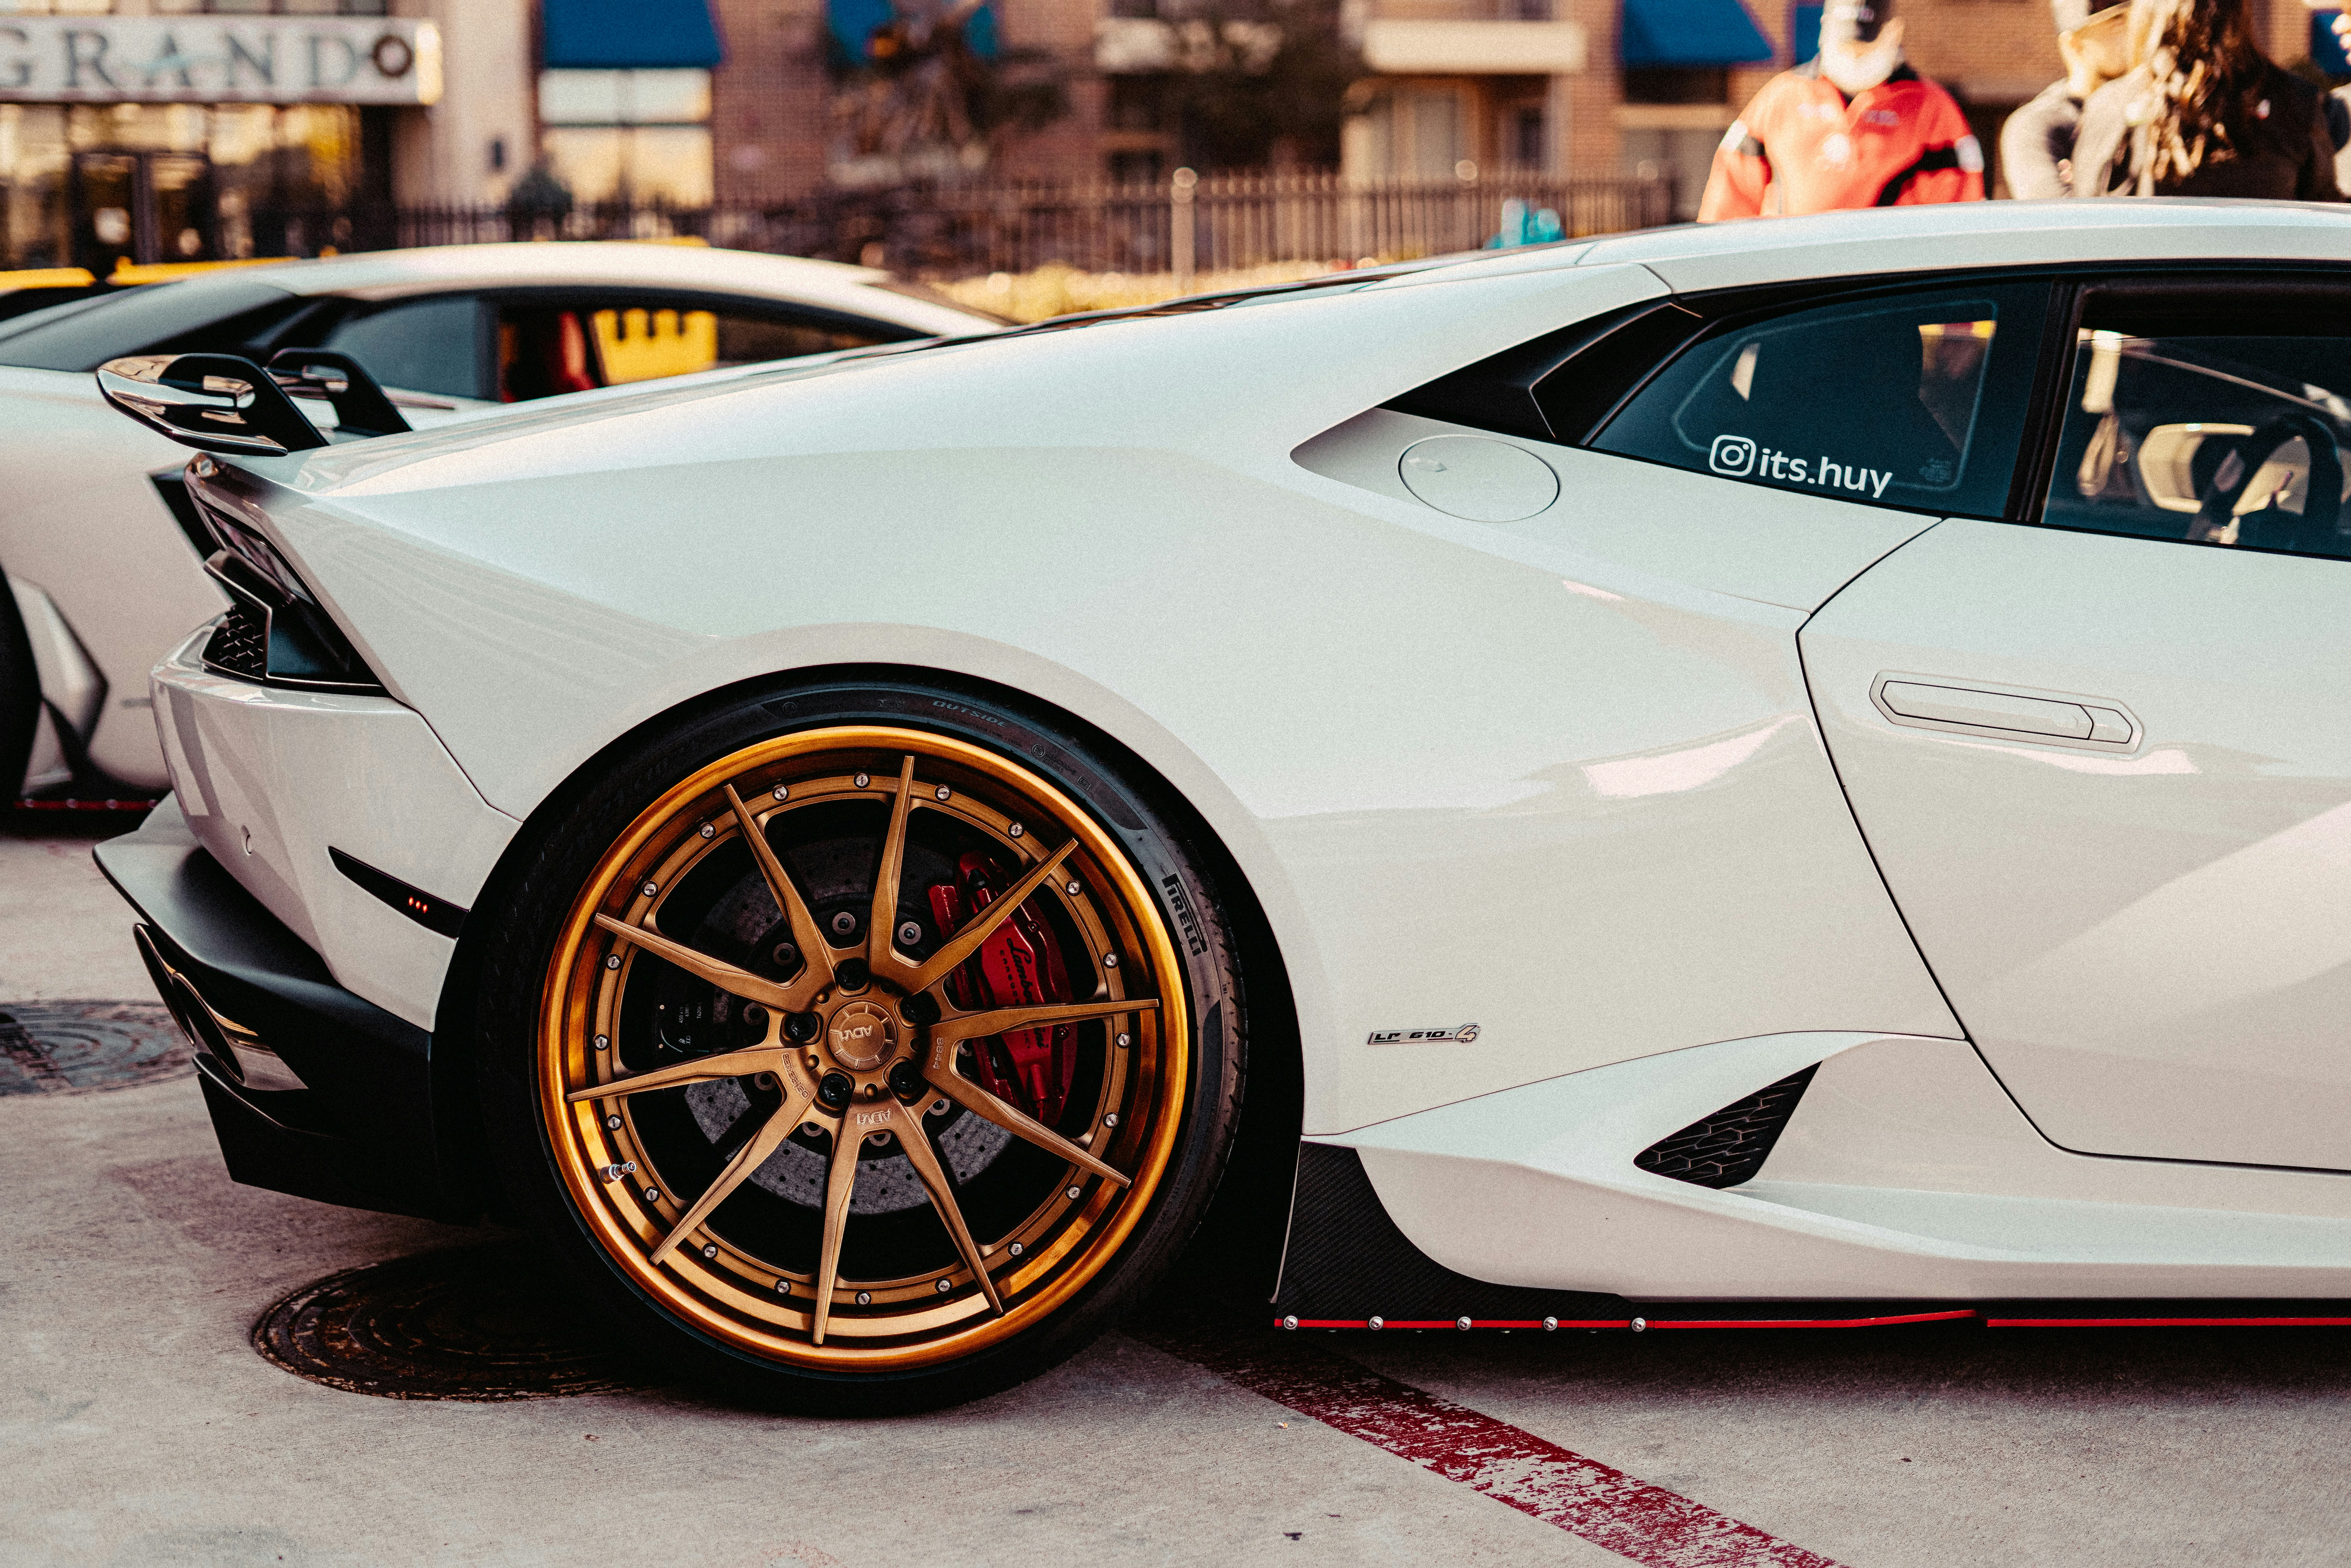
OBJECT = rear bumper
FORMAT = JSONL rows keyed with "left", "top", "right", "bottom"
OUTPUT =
{"left": 97, "top": 797, "right": 477, "bottom": 1220}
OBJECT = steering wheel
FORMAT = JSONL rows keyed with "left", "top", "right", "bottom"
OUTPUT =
{"left": 2191, "top": 411, "right": 2345, "bottom": 555}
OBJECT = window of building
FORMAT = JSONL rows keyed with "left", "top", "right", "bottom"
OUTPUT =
{"left": 539, "top": 68, "right": 715, "bottom": 207}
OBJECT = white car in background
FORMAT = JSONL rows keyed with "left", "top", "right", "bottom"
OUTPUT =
{"left": 93, "top": 200, "right": 2351, "bottom": 1416}
{"left": 0, "top": 243, "right": 999, "bottom": 802}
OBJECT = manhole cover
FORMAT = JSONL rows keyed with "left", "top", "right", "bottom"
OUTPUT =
{"left": 254, "top": 1244, "right": 654, "bottom": 1401}
{"left": 0, "top": 1000, "right": 186, "bottom": 1095}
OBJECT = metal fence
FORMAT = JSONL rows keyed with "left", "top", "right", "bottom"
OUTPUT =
{"left": 261, "top": 168, "right": 1675, "bottom": 281}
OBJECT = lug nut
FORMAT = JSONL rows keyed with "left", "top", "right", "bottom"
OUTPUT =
{"left": 888, "top": 1060, "right": 924, "bottom": 1101}
{"left": 897, "top": 920, "right": 922, "bottom": 946}
{"left": 816, "top": 1073, "right": 854, "bottom": 1111}
{"left": 834, "top": 957, "right": 871, "bottom": 991}
{"left": 783, "top": 1011, "right": 820, "bottom": 1043}
{"left": 901, "top": 993, "right": 939, "bottom": 1025}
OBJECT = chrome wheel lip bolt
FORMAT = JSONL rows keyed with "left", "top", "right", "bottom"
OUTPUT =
{"left": 594, "top": 1034, "right": 610, "bottom": 1051}
{"left": 1282, "top": 1316, "right": 1299, "bottom": 1331}
{"left": 854, "top": 772, "right": 871, "bottom": 789}
{"left": 1543, "top": 1317, "right": 1560, "bottom": 1332}
{"left": 1457, "top": 1317, "right": 1473, "bottom": 1331}
{"left": 640, "top": 880, "right": 659, "bottom": 899}
{"left": 1116, "top": 1032, "right": 1130, "bottom": 1049}
{"left": 934, "top": 785, "right": 951, "bottom": 801}
{"left": 644, "top": 1187, "right": 661, "bottom": 1203}
{"left": 699, "top": 822, "right": 715, "bottom": 839}
{"left": 855, "top": 1290, "right": 872, "bottom": 1306}
{"left": 771, "top": 783, "right": 789, "bottom": 801}
{"left": 605, "top": 954, "right": 622, "bottom": 970}
{"left": 1007, "top": 822, "right": 1024, "bottom": 839}
{"left": 1102, "top": 1112, "right": 1119, "bottom": 1128}
{"left": 1369, "top": 1316, "right": 1385, "bottom": 1330}
{"left": 700, "top": 1242, "right": 718, "bottom": 1260}
{"left": 775, "top": 1278, "right": 792, "bottom": 1294}
{"left": 1065, "top": 1185, "right": 1082, "bottom": 1200}
{"left": 935, "top": 1278, "right": 952, "bottom": 1294}
{"left": 604, "top": 1115, "right": 623, "bottom": 1131}
{"left": 1009, "top": 1241, "right": 1024, "bottom": 1257}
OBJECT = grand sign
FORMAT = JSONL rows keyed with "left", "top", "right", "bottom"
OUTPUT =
{"left": 0, "top": 17, "right": 441, "bottom": 105}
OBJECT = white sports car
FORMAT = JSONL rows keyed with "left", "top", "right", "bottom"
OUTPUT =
{"left": 93, "top": 200, "right": 2351, "bottom": 1413}
{"left": 0, "top": 244, "right": 996, "bottom": 803}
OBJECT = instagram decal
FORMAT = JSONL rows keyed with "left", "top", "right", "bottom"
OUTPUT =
{"left": 1709, "top": 433, "right": 1895, "bottom": 498}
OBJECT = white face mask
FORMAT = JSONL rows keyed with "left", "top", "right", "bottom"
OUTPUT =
{"left": 1821, "top": 35, "right": 1901, "bottom": 93}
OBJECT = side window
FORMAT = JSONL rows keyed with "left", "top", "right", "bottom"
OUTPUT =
{"left": 1592, "top": 284, "right": 2047, "bottom": 519}
{"left": 320, "top": 295, "right": 487, "bottom": 401}
{"left": 493, "top": 299, "right": 904, "bottom": 400}
{"left": 2041, "top": 322, "right": 2351, "bottom": 561}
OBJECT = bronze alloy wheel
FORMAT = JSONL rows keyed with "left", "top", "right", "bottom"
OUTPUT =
{"left": 482, "top": 685, "right": 1244, "bottom": 1412}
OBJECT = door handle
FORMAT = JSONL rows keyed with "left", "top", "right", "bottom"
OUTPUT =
{"left": 1873, "top": 677, "right": 2137, "bottom": 747}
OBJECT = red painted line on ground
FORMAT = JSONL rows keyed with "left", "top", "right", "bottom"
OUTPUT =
{"left": 1141, "top": 1325, "right": 1846, "bottom": 1568}
{"left": 1645, "top": 1311, "right": 1978, "bottom": 1330}
{"left": 1987, "top": 1316, "right": 2351, "bottom": 1329}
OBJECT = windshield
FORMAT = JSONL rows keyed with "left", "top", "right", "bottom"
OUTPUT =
{"left": 0, "top": 277, "right": 312, "bottom": 372}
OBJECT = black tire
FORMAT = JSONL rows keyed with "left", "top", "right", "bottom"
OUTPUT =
{"left": 0, "top": 566, "right": 38, "bottom": 804}
{"left": 477, "top": 676, "right": 1247, "bottom": 1414}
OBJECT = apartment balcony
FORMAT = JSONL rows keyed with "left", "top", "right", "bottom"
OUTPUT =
{"left": 1358, "top": 19, "right": 1587, "bottom": 76}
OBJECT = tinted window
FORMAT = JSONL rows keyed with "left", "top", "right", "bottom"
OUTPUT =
{"left": 489, "top": 297, "right": 913, "bottom": 402}
{"left": 321, "top": 295, "right": 487, "bottom": 400}
{"left": 1594, "top": 284, "right": 2047, "bottom": 519}
{"left": 2041, "top": 327, "right": 2351, "bottom": 561}
{"left": 0, "top": 277, "right": 308, "bottom": 372}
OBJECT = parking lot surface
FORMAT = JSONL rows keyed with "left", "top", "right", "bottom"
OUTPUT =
{"left": 8, "top": 812, "right": 2351, "bottom": 1567}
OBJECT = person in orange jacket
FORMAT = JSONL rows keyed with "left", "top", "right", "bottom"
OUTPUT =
{"left": 1698, "top": 0, "right": 1985, "bottom": 220}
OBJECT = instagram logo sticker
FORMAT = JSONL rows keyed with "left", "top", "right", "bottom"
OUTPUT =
{"left": 1709, "top": 434, "right": 1757, "bottom": 476}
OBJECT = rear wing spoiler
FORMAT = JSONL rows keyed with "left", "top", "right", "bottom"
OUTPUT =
{"left": 97, "top": 348, "right": 411, "bottom": 457}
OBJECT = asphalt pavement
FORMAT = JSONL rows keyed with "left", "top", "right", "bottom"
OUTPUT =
{"left": 7, "top": 810, "right": 2350, "bottom": 1567}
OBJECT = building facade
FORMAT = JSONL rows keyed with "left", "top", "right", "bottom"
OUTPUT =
{"left": 4, "top": 0, "right": 2341, "bottom": 271}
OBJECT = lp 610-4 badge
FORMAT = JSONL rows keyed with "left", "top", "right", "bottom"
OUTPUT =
{"left": 1366, "top": 1023, "right": 1481, "bottom": 1046}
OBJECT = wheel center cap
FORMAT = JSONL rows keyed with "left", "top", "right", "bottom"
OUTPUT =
{"left": 827, "top": 1000, "right": 895, "bottom": 1072}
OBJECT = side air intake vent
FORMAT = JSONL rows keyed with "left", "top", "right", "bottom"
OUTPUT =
{"left": 204, "top": 600, "right": 269, "bottom": 679}
{"left": 1633, "top": 1065, "right": 1819, "bottom": 1189}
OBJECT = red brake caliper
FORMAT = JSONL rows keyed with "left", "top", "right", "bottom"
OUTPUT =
{"left": 926, "top": 851, "right": 1078, "bottom": 1126}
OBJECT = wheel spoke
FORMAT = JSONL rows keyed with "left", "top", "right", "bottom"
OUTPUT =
{"left": 867, "top": 755, "right": 918, "bottom": 970}
{"left": 649, "top": 1082, "right": 814, "bottom": 1265}
{"left": 922, "top": 1053, "right": 1131, "bottom": 1187}
{"left": 564, "top": 1044, "right": 783, "bottom": 1103}
{"left": 592, "top": 913, "right": 795, "bottom": 1012}
{"left": 930, "top": 995, "right": 1160, "bottom": 1045}
{"left": 891, "top": 1102, "right": 1004, "bottom": 1315}
{"left": 724, "top": 783, "right": 835, "bottom": 1005}
{"left": 809, "top": 1109, "right": 863, "bottom": 1346}
{"left": 902, "top": 840, "right": 1077, "bottom": 994}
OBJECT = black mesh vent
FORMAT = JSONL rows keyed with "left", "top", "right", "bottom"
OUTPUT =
{"left": 205, "top": 602, "right": 268, "bottom": 679}
{"left": 1633, "top": 1065, "right": 1819, "bottom": 1189}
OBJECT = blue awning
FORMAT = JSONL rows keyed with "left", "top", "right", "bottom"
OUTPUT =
{"left": 1620, "top": 0, "right": 1774, "bottom": 67}
{"left": 543, "top": 0, "right": 724, "bottom": 70}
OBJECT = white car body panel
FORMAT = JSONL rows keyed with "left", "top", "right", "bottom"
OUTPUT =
{"left": 1340, "top": 1030, "right": 2351, "bottom": 1300}
{"left": 0, "top": 245, "right": 997, "bottom": 793}
{"left": 1804, "top": 516, "right": 2351, "bottom": 1173}
{"left": 137, "top": 204, "right": 2351, "bottom": 1300}
{"left": 151, "top": 628, "right": 518, "bottom": 1031}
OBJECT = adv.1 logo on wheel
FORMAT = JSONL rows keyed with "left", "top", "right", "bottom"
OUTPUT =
{"left": 1709, "top": 434, "right": 1758, "bottom": 476}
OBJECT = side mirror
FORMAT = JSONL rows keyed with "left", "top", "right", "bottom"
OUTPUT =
{"left": 96, "top": 353, "right": 331, "bottom": 457}
{"left": 266, "top": 347, "right": 410, "bottom": 438}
